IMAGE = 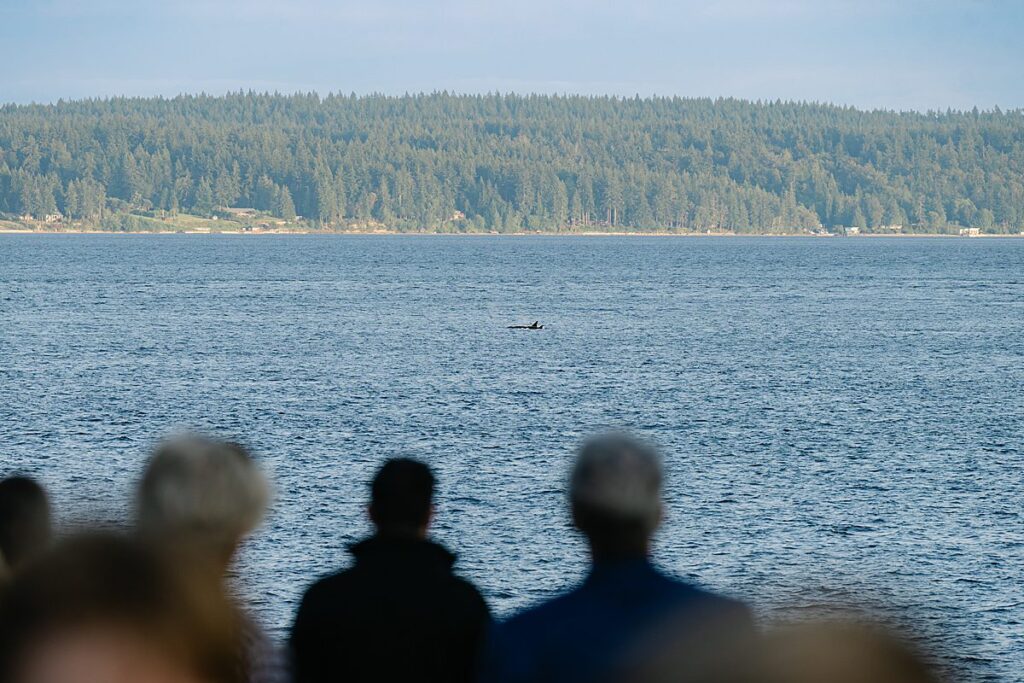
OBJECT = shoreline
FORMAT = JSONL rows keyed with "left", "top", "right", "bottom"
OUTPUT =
{"left": 1, "top": 228, "right": 1021, "bottom": 238}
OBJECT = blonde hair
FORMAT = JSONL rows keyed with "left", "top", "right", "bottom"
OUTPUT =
{"left": 759, "top": 621, "right": 939, "bottom": 683}
{"left": 136, "top": 436, "right": 270, "bottom": 554}
{"left": 0, "top": 532, "right": 245, "bottom": 683}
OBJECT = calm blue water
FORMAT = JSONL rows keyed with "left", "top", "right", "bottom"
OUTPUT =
{"left": 1, "top": 235, "right": 1022, "bottom": 680}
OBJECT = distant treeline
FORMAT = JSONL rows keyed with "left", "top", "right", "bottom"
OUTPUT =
{"left": 1, "top": 92, "right": 1023, "bottom": 232}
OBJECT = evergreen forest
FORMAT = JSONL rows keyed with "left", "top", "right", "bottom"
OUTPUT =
{"left": 1, "top": 92, "right": 1022, "bottom": 233}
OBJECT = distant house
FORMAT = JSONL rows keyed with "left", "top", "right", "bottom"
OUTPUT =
{"left": 960, "top": 227, "right": 981, "bottom": 237}
{"left": 44, "top": 212, "right": 63, "bottom": 223}
{"left": 224, "top": 207, "right": 257, "bottom": 217}
{"left": 844, "top": 226, "right": 861, "bottom": 236}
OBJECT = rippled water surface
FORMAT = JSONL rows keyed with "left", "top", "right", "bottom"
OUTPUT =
{"left": 1, "top": 235, "right": 1022, "bottom": 680}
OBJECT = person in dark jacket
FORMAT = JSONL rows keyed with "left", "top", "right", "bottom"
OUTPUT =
{"left": 290, "top": 458, "right": 490, "bottom": 683}
{"left": 480, "top": 433, "right": 754, "bottom": 683}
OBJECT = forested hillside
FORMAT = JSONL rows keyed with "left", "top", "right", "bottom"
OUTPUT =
{"left": 1, "top": 93, "right": 1022, "bottom": 232}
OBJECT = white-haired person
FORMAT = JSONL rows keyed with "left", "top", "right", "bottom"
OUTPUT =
{"left": 479, "top": 433, "right": 754, "bottom": 683}
{"left": 135, "top": 435, "right": 286, "bottom": 683}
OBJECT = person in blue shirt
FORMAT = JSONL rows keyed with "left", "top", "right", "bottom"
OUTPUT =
{"left": 480, "top": 433, "right": 753, "bottom": 683}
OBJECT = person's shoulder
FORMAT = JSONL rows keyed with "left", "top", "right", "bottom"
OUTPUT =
{"left": 659, "top": 573, "right": 752, "bottom": 623}
{"left": 298, "top": 567, "right": 358, "bottom": 607}
{"left": 448, "top": 572, "right": 483, "bottom": 594}
{"left": 498, "top": 584, "right": 587, "bottom": 635}
{"left": 443, "top": 573, "right": 491, "bottom": 614}
{"left": 479, "top": 592, "right": 584, "bottom": 683}
{"left": 291, "top": 568, "right": 364, "bottom": 640}
{"left": 693, "top": 587, "right": 751, "bottom": 621}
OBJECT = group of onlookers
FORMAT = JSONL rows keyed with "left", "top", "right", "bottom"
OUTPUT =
{"left": 0, "top": 433, "right": 942, "bottom": 683}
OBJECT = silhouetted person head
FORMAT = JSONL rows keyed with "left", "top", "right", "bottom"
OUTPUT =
{"left": 0, "top": 476, "right": 52, "bottom": 574}
{"left": 369, "top": 458, "right": 435, "bottom": 538}
{"left": 0, "top": 532, "right": 242, "bottom": 683}
{"left": 570, "top": 433, "right": 663, "bottom": 562}
{"left": 136, "top": 436, "right": 270, "bottom": 572}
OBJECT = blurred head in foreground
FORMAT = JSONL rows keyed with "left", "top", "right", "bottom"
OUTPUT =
{"left": 756, "top": 621, "right": 940, "bottom": 683}
{"left": 626, "top": 619, "right": 940, "bottom": 683}
{"left": 570, "top": 433, "right": 663, "bottom": 561}
{"left": 0, "top": 533, "right": 242, "bottom": 683}
{"left": 0, "top": 476, "right": 52, "bottom": 575}
{"left": 369, "top": 458, "right": 435, "bottom": 538}
{"left": 136, "top": 436, "right": 270, "bottom": 571}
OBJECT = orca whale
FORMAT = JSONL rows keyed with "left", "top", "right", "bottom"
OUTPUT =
{"left": 508, "top": 321, "right": 543, "bottom": 330}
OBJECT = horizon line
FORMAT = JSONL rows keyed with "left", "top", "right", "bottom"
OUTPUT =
{"left": 3, "top": 90, "right": 1022, "bottom": 117}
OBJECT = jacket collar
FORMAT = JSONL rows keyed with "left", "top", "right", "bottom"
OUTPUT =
{"left": 585, "top": 556, "right": 657, "bottom": 584}
{"left": 348, "top": 535, "right": 457, "bottom": 570}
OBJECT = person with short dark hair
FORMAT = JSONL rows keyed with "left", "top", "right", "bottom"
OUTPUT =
{"left": 290, "top": 458, "right": 490, "bottom": 683}
{"left": 0, "top": 476, "right": 52, "bottom": 576}
{"left": 480, "top": 433, "right": 753, "bottom": 683}
{"left": 369, "top": 458, "right": 437, "bottom": 535}
{"left": 0, "top": 532, "right": 243, "bottom": 683}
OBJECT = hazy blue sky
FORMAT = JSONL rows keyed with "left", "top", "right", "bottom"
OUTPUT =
{"left": 1, "top": 0, "right": 1021, "bottom": 110}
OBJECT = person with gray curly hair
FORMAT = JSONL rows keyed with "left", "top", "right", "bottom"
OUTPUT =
{"left": 480, "top": 432, "right": 753, "bottom": 683}
{"left": 135, "top": 435, "right": 285, "bottom": 683}
{"left": 568, "top": 433, "right": 665, "bottom": 561}
{"left": 136, "top": 436, "right": 270, "bottom": 565}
